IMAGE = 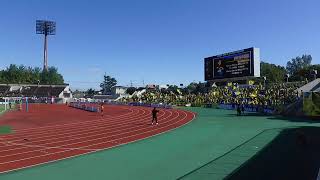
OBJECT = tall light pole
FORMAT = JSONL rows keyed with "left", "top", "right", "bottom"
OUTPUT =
{"left": 36, "top": 20, "right": 56, "bottom": 71}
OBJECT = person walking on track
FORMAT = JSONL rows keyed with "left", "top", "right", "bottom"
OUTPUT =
{"left": 151, "top": 107, "right": 159, "bottom": 125}
{"left": 19, "top": 100, "right": 22, "bottom": 111}
{"left": 100, "top": 103, "right": 104, "bottom": 117}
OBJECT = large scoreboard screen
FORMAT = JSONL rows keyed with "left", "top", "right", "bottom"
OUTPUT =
{"left": 204, "top": 47, "right": 260, "bottom": 81}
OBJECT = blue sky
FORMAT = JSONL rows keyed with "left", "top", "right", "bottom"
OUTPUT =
{"left": 0, "top": 0, "right": 319, "bottom": 90}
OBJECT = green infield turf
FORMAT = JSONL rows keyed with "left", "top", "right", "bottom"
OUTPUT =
{"left": 0, "top": 104, "right": 12, "bottom": 135}
{"left": 0, "top": 104, "right": 5, "bottom": 114}
{"left": 0, "top": 125, "right": 12, "bottom": 135}
{"left": 0, "top": 108, "right": 319, "bottom": 180}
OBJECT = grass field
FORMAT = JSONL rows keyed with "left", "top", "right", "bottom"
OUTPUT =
{"left": 0, "top": 104, "right": 12, "bottom": 135}
{"left": 0, "top": 104, "right": 5, "bottom": 113}
{"left": 0, "top": 107, "right": 319, "bottom": 180}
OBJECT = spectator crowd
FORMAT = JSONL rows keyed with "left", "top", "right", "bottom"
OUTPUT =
{"left": 120, "top": 82, "right": 305, "bottom": 114}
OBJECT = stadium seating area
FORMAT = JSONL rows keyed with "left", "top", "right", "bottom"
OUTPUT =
{"left": 0, "top": 84, "right": 70, "bottom": 98}
{"left": 35, "top": 86, "right": 52, "bottom": 97}
{"left": 21, "top": 86, "right": 38, "bottom": 97}
{"left": 120, "top": 82, "right": 307, "bottom": 113}
{"left": 0, "top": 85, "right": 9, "bottom": 96}
{"left": 51, "top": 87, "right": 66, "bottom": 97}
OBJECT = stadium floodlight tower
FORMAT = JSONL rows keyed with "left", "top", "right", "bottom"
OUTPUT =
{"left": 36, "top": 20, "right": 56, "bottom": 71}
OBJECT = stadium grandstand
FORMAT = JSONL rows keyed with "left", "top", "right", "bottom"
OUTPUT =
{"left": 0, "top": 84, "right": 72, "bottom": 103}
{"left": 119, "top": 79, "right": 319, "bottom": 117}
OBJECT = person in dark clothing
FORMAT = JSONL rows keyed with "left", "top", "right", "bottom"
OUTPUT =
{"left": 151, "top": 107, "right": 159, "bottom": 125}
{"left": 237, "top": 104, "right": 241, "bottom": 116}
{"left": 241, "top": 104, "right": 245, "bottom": 115}
{"left": 100, "top": 103, "right": 104, "bottom": 117}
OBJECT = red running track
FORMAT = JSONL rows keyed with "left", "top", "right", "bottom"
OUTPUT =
{"left": 0, "top": 104, "right": 195, "bottom": 173}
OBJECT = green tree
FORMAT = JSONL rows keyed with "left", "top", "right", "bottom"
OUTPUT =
{"left": 85, "top": 88, "right": 95, "bottom": 97}
{"left": 186, "top": 82, "right": 207, "bottom": 94}
{"left": 195, "top": 82, "right": 207, "bottom": 94}
{"left": 303, "top": 64, "right": 320, "bottom": 80}
{"left": 0, "top": 64, "right": 64, "bottom": 84}
{"left": 310, "top": 65, "right": 320, "bottom": 76}
{"left": 167, "top": 85, "right": 179, "bottom": 94}
{"left": 260, "top": 61, "right": 287, "bottom": 83}
{"left": 47, "top": 67, "right": 64, "bottom": 84}
{"left": 186, "top": 82, "right": 197, "bottom": 93}
{"left": 6, "top": 64, "right": 20, "bottom": 83}
{"left": 32, "top": 67, "right": 42, "bottom": 84}
{"left": 40, "top": 69, "right": 50, "bottom": 84}
{"left": 286, "top": 55, "right": 312, "bottom": 80}
{"left": 0, "top": 70, "right": 3, "bottom": 83}
{"left": 40, "top": 67, "right": 64, "bottom": 84}
{"left": 100, "top": 75, "right": 117, "bottom": 94}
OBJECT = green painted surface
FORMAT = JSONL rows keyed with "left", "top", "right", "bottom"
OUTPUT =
{"left": 0, "top": 108, "right": 319, "bottom": 180}
{"left": 179, "top": 128, "right": 282, "bottom": 180}
{"left": 226, "top": 126, "right": 320, "bottom": 179}
{"left": 0, "top": 105, "right": 12, "bottom": 135}
{"left": 0, "top": 104, "right": 5, "bottom": 114}
{"left": 0, "top": 126, "right": 12, "bottom": 135}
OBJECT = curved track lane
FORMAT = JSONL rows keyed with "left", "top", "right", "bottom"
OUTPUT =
{"left": 0, "top": 104, "right": 195, "bottom": 173}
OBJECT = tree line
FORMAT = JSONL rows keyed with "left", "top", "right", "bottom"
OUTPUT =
{"left": 261, "top": 54, "right": 319, "bottom": 83}
{"left": 0, "top": 64, "right": 64, "bottom": 85}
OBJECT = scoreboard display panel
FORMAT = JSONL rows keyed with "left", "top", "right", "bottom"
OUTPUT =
{"left": 204, "top": 48, "right": 260, "bottom": 81}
